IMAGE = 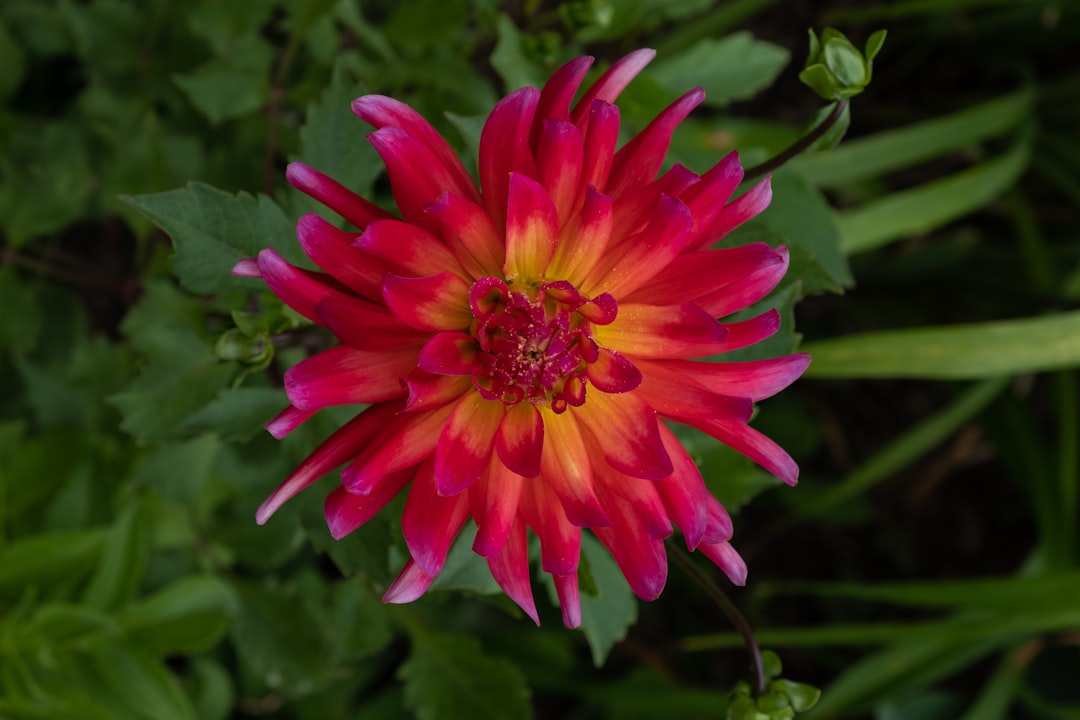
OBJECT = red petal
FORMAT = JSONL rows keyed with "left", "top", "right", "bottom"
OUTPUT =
{"left": 479, "top": 87, "right": 539, "bottom": 231}
{"left": 623, "top": 243, "right": 785, "bottom": 309}
{"left": 404, "top": 370, "right": 472, "bottom": 412}
{"left": 286, "top": 162, "right": 393, "bottom": 229}
{"left": 434, "top": 392, "right": 504, "bottom": 496}
{"left": 648, "top": 354, "right": 811, "bottom": 401}
{"left": 548, "top": 186, "right": 613, "bottom": 284}
{"left": 284, "top": 345, "right": 414, "bottom": 411}
{"left": 417, "top": 332, "right": 478, "bottom": 376}
{"left": 471, "top": 459, "right": 526, "bottom": 557}
{"left": 317, "top": 299, "right": 428, "bottom": 350}
{"left": 503, "top": 173, "right": 558, "bottom": 283}
{"left": 717, "top": 311, "right": 781, "bottom": 353}
{"left": 265, "top": 404, "right": 315, "bottom": 440}
{"left": 655, "top": 423, "right": 709, "bottom": 549}
{"left": 402, "top": 458, "right": 471, "bottom": 575}
{"left": 686, "top": 417, "right": 799, "bottom": 486}
{"left": 256, "top": 402, "right": 402, "bottom": 524}
{"left": 539, "top": 407, "right": 609, "bottom": 527}
{"left": 426, "top": 192, "right": 505, "bottom": 279}
{"left": 352, "top": 95, "right": 480, "bottom": 205}
{"left": 570, "top": 49, "right": 656, "bottom": 125}
{"left": 633, "top": 359, "right": 753, "bottom": 423}
{"left": 700, "top": 496, "right": 734, "bottom": 544}
{"left": 598, "top": 470, "right": 672, "bottom": 540}
{"left": 382, "top": 271, "right": 471, "bottom": 332}
{"left": 575, "top": 391, "right": 673, "bottom": 480}
{"left": 698, "top": 541, "right": 747, "bottom": 586}
{"left": 592, "top": 302, "right": 728, "bottom": 359}
{"left": 324, "top": 467, "right": 413, "bottom": 539}
{"left": 341, "top": 403, "right": 454, "bottom": 495}
{"left": 486, "top": 518, "right": 539, "bottom": 625}
{"left": 296, "top": 214, "right": 386, "bottom": 301}
{"left": 256, "top": 248, "right": 359, "bottom": 324}
{"left": 532, "top": 55, "right": 594, "bottom": 145}
{"left": 593, "top": 520, "right": 668, "bottom": 601}
{"left": 382, "top": 558, "right": 436, "bottom": 603}
{"left": 681, "top": 151, "right": 745, "bottom": 249}
{"left": 586, "top": 347, "right": 642, "bottom": 394}
{"left": 495, "top": 402, "right": 544, "bottom": 478}
{"left": 552, "top": 572, "right": 582, "bottom": 629}
{"left": 355, "top": 218, "right": 465, "bottom": 279}
{"left": 606, "top": 88, "right": 705, "bottom": 200}
{"left": 610, "top": 163, "right": 700, "bottom": 242}
{"left": 536, "top": 120, "right": 584, "bottom": 226}
{"left": 519, "top": 472, "right": 581, "bottom": 576}
{"left": 579, "top": 101, "right": 620, "bottom": 194}
{"left": 690, "top": 176, "right": 773, "bottom": 252}
{"left": 694, "top": 246, "right": 790, "bottom": 318}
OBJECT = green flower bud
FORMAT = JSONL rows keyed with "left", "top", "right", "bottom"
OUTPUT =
{"left": 799, "top": 28, "right": 886, "bottom": 100}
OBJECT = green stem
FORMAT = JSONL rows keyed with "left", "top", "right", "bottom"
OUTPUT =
{"left": 745, "top": 99, "right": 849, "bottom": 180}
{"left": 669, "top": 542, "right": 766, "bottom": 696}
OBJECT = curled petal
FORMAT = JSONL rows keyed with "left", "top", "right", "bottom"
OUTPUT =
{"left": 681, "top": 151, "right": 745, "bottom": 248}
{"left": 698, "top": 541, "right": 748, "bottom": 586}
{"left": 591, "top": 483, "right": 668, "bottom": 601}
{"left": 717, "top": 311, "right": 781, "bottom": 353}
{"left": 231, "top": 258, "right": 261, "bottom": 277}
{"left": 520, "top": 471, "right": 581, "bottom": 576}
{"left": 571, "top": 48, "right": 656, "bottom": 126}
{"left": 532, "top": 55, "right": 594, "bottom": 145}
{"left": 265, "top": 404, "right": 316, "bottom": 440}
{"left": 689, "top": 176, "right": 773, "bottom": 252}
{"left": 487, "top": 518, "right": 539, "bottom": 625}
{"left": 356, "top": 219, "right": 465, "bottom": 279}
{"left": 575, "top": 391, "right": 672, "bottom": 480}
{"left": 687, "top": 417, "right": 799, "bottom": 487}
{"left": 426, "top": 192, "right": 505, "bottom": 279}
{"left": 256, "top": 401, "right": 403, "bottom": 524}
{"left": 479, "top": 87, "right": 539, "bottom": 231}
{"left": 655, "top": 423, "right": 710, "bottom": 550}
{"left": 586, "top": 347, "right": 641, "bottom": 394}
{"left": 592, "top": 302, "right": 728, "bottom": 359}
{"left": 382, "top": 272, "right": 471, "bottom": 332}
{"left": 504, "top": 173, "right": 558, "bottom": 284}
{"left": 552, "top": 573, "right": 582, "bottom": 629}
{"left": 536, "top": 120, "right": 584, "bottom": 226}
{"left": 694, "top": 246, "right": 790, "bottom": 318}
{"left": 296, "top": 214, "right": 386, "bottom": 300}
{"left": 403, "top": 459, "right": 471, "bottom": 575}
{"left": 404, "top": 370, "right": 472, "bottom": 412}
{"left": 648, "top": 354, "right": 812, "bottom": 402}
{"left": 495, "top": 402, "right": 544, "bottom": 479}
{"left": 284, "top": 345, "right": 414, "bottom": 411}
{"left": 382, "top": 558, "right": 436, "bottom": 603}
{"left": 539, "top": 407, "right": 609, "bottom": 527}
{"left": 578, "top": 101, "right": 620, "bottom": 197}
{"left": 286, "top": 162, "right": 393, "bottom": 229}
{"left": 471, "top": 459, "right": 526, "bottom": 557}
{"left": 342, "top": 403, "right": 454, "bottom": 495}
{"left": 434, "top": 393, "right": 504, "bottom": 496}
{"left": 417, "top": 332, "right": 478, "bottom": 376}
{"left": 700, "top": 496, "right": 734, "bottom": 544}
{"left": 256, "top": 248, "right": 358, "bottom": 325}
{"left": 633, "top": 359, "right": 753, "bottom": 423}
{"left": 610, "top": 163, "right": 700, "bottom": 242}
{"left": 324, "top": 468, "right": 413, "bottom": 539}
{"left": 317, "top": 299, "right": 429, "bottom": 350}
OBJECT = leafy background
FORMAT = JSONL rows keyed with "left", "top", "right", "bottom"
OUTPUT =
{"left": 2, "top": 0, "right": 1078, "bottom": 718}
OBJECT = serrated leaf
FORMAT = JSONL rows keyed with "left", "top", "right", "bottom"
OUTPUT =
{"left": 400, "top": 631, "right": 531, "bottom": 720}
{"left": 649, "top": 33, "right": 790, "bottom": 107}
{"left": 122, "top": 183, "right": 298, "bottom": 293}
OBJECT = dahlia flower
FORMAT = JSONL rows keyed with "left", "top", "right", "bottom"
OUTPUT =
{"left": 237, "top": 49, "right": 809, "bottom": 627}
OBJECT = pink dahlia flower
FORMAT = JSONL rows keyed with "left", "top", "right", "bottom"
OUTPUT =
{"left": 238, "top": 49, "right": 809, "bottom": 627}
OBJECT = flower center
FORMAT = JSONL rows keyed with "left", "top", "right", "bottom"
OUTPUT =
{"left": 468, "top": 277, "right": 617, "bottom": 413}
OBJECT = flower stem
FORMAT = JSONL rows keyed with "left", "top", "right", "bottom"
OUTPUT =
{"left": 744, "top": 98, "right": 849, "bottom": 180}
{"left": 669, "top": 543, "right": 767, "bottom": 696}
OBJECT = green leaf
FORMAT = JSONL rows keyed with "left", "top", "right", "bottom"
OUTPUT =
{"left": 118, "top": 575, "right": 237, "bottom": 656}
{"left": 577, "top": 533, "right": 638, "bottom": 667}
{"left": 791, "top": 89, "right": 1033, "bottom": 188}
{"left": 649, "top": 33, "right": 790, "bottom": 107}
{"left": 180, "top": 387, "right": 286, "bottom": 441}
{"left": 327, "top": 576, "right": 395, "bottom": 661}
{"left": 400, "top": 630, "right": 532, "bottom": 720}
{"left": 0, "top": 19, "right": 25, "bottom": 102}
{"left": 838, "top": 139, "right": 1030, "bottom": 254}
{"left": 0, "top": 267, "right": 42, "bottom": 354}
{"left": 121, "top": 183, "right": 298, "bottom": 294}
{"left": 88, "top": 642, "right": 197, "bottom": 720}
{"left": 174, "top": 62, "right": 268, "bottom": 124}
{"left": 430, "top": 524, "right": 501, "bottom": 595}
{"left": 0, "top": 527, "right": 106, "bottom": 597}
{"left": 803, "top": 311, "right": 1080, "bottom": 379}
{"left": 82, "top": 496, "right": 152, "bottom": 611}
{"left": 491, "top": 14, "right": 542, "bottom": 91}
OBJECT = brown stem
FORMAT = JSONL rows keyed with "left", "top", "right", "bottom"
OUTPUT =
{"left": 744, "top": 98, "right": 849, "bottom": 180}
{"left": 669, "top": 542, "right": 767, "bottom": 697}
{"left": 2, "top": 247, "right": 126, "bottom": 298}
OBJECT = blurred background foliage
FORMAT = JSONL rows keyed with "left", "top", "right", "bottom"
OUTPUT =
{"left": 1, "top": 0, "right": 1078, "bottom": 718}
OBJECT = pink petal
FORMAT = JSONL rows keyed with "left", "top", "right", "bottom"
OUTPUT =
{"left": 606, "top": 88, "right": 705, "bottom": 200}
{"left": 265, "top": 404, "right": 316, "bottom": 440}
{"left": 575, "top": 391, "right": 673, "bottom": 480}
{"left": 404, "top": 370, "right": 472, "bottom": 412}
{"left": 417, "top": 332, "right": 478, "bottom": 376}
{"left": 284, "top": 345, "right": 415, "bottom": 411}
{"left": 648, "top": 354, "right": 811, "bottom": 401}
{"left": 486, "top": 518, "right": 539, "bottom": 625}
{"left": 592, "top": 302, "right": 728, "bottom": 359}
{"left": 697, "top": 541, "right": 748, "bottom": 586}
{"left": 519, "top": 471, "right": 581, "bottom": 576}
{"left": 479, "top": 87, "right": 539, "bottom": 231}
{"left": 716, "top": 311, "right": 781, "bottom": 353}
{"left": 296, "top": 214, "right": 386, "bottom": 300}
{"left": 495, "top": 402, "right": 544, "bottom": 479}
{"left": 324, "top": 467, "right": 413, "bottom": 539}
{"left": 538, "top": 407, "right": 609, "bottom": 528}
{"left": 255, "top": 401, "right": 403, "bottom": 524}
{"left": 471, "top": 459, "right": 526, "bottom": 557}
{"left": 382, "top": 271, "right": 471, "bottom": 332}
{"left": 355, "top": 218, "right": 466, "bottom": 279}
{"left": 426, "top": 191, "right": 506, "bottom": 280}
{"left": 592, "top": 501, "right": 668, "bottom": 603}
{"left": 689, "top": 176, "right": 773, "bottom": 252}
{"left": 434, "top": 392, "right": 504, "bottom": 496}
{"left": 681, "top": 151, "right": 745, "bottom": 249}
{"left": 382, "top": 558, "right": 436, "bottom": 603}
{"left": 633, "top": 359, "right": 753, "bottom": 423}
{"left": 503, "top": 173, "right": 558, "bottom": 283}
{"left": 531, "top": 55, "right": 594, "bottom": 145}
{"left": 352, "top": 95, "right": 480, "bottom": 205}
{"left": 256, "top": 248, "right": 359, "bottom": 325}
{"left": 623, "top": 243, "right": 785, "bottom": 309}
{"left": 402, "top": 458, "right": 471, "bottom": 575}
{"left": 368, "top": 127, "right": 475, "bottom": 230}
{"left": 341, "top": 403, "right": 454, "bottom": 495}
{"left": 655, "top": 423, "right": 709, "bottom": 550}
{"left": 700, "top": 496, "right": 734, "bottom": 544}
{"left": 598, "top": 470, "right": 672, "bottom": 541}
{"left": 317, "top": 298, "right": 430, "bottom": 351}
{"left": 585, "top": 347, "right": 642, "bottom": 394}
{"left": 535, "top": 120, "right": 584, "bottom": 226}
{"left": 286, "top": 162, "right": 393, "bottom": 229}
{"left": 686, "top": 417, "right": 799, "bottom": 486}
{"left": 547, "top": 186, "right": 613, "bottom": 284}
{"left": 694, "top": 246, "right": 790, "bottom": 318}
{"left": 570, "top": 48, "right": 656, "bottom": 125}
{"left": 610, "top": 163, "right": 700, "bottom": 242}
{"left": 231, "top": 258, "right": 261, "bottom": 277}
{"left": 552, "top": 572, "right": 582, "bottom": 629}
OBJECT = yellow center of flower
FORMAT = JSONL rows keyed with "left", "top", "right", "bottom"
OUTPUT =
{"left": 468, "top": 277, "right": 617, "bottom": 413}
